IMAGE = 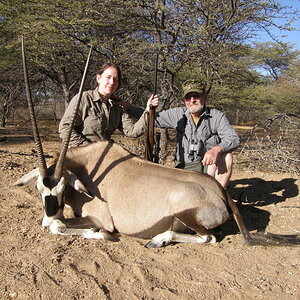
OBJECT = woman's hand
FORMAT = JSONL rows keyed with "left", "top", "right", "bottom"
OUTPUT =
{"left": 146, "top": 94, "right": 159, "bottom": 111}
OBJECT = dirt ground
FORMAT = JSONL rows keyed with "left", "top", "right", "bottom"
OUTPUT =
{"left": 0, "top": 124, "right": 299, "bottom": 300}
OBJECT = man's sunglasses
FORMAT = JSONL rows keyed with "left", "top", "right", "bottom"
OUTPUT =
{"left": 184, "top": 93, "right": 205, "bottom": 101}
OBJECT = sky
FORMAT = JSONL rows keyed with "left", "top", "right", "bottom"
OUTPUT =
{"left": 255, "top": 0, "right": 300, "bottom": 50}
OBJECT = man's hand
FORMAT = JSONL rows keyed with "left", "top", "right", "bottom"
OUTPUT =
{"left": 201, "top": 145, "right": 223, "bottom": 166}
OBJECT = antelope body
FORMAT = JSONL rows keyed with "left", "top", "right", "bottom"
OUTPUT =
{"left": 64, "top": 141, "right": 230, "bottom": 239}
{"left": 16, "top": 140, "right": 243, "bottom": 247}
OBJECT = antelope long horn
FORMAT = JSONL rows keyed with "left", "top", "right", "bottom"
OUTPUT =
{"left": 53, "top": 46, "right": 93, "bottom": 180}
{"left": 21, "top": 36, "right": 48, "bottom": 178}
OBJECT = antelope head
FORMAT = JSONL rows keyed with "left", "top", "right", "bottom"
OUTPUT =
{"left": 14, "top": 37, "right": 92, "bottom": 227}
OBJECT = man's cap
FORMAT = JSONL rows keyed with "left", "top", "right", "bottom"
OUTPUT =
{"left": 182, "top": 80, "right": 206, "bottom": 97}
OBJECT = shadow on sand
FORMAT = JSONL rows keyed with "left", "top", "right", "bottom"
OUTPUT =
{"left": 220, "top": 177, "right": 299, "bottom": 236}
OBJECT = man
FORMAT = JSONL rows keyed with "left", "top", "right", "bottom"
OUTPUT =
{"left": 154, "top": 80, "right": 240, "bottom": 188}
{"left": 142, "top": 80, "right": 240, "bottom": 188}
{"left": 124, "top": 80, "right": 240, "bottom": 188}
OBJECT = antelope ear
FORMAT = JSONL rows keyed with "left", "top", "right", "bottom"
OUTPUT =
{"left": 65, "top": 170, "right": 93, "bottom": 198}
{"left": 12, "top": 168, "right": 40, "bottom": 187}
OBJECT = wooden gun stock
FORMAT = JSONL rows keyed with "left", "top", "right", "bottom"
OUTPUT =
{"left": 145, "top": 53, "right": 159, "bottom": 162}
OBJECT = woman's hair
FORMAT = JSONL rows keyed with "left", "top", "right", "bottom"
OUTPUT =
{"left": 96, "top": 63, "right": 122, "bottom": 90}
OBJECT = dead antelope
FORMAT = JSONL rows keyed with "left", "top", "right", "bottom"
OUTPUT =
{"left": 15, "top": 138, "right": 250, "bottom": 247}
{"left": 14, "top": 38, "right": 300, "bottom": 248}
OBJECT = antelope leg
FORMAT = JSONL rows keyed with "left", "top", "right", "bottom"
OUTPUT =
{"left": 49, "top": 219, "right": 116, "bottom": 241}
{"left": 145, "top": 230, "right": 216, "bottom": 248}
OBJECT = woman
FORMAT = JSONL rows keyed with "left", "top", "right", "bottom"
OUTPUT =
{"left": 59, "top": 63, "right": 157, "bottom": 147}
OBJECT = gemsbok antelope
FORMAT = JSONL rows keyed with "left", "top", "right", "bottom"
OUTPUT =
{"left": 14, "top": 38, "right": 300, "bottom": 247}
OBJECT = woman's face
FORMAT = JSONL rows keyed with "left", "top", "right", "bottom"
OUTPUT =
{"left": 96, "top": 66, "right": 119, "bottom": 98}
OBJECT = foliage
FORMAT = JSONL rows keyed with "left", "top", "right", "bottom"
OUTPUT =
{"left": 0, "top": 0, "right": 299, "bottom": 126}
{"left": 237, "top": 57, "right": 300, "bottom": 120}
{"left": 250, "top": 41, "right": 300, "bottom": 79}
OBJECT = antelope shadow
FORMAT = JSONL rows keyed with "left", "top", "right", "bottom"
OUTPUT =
{"left": 220, "top": 177, "right": 299, "bottom": 235}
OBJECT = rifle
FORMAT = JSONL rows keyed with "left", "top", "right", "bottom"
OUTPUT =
{"left": 144, "top": 53, "right": 159, "bottom": 162}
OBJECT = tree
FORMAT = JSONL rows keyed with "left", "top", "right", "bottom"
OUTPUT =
{"left": 0, "top": 70, "right": 23, "bottom": 127}
{"left": 0, "top": 13, "right": 24, "bottom": 127}
{"left": 250, "top": 42, "right": 300, "bottom": 80}
{"left": 258, "top": 58, "right": 300, "bottom": 115}
{"left": 0, "top": 0, "right": 298, "bottom": 123}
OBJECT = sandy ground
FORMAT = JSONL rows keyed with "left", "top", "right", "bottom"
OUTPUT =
{"left": 0, "top": 126, "right": 299, "bottom": 300}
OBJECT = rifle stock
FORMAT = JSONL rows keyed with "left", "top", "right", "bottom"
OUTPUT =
{"left": 144, "top": 53, "right": 159, "bottom": 162}
{"left": 145, "top": 108, "right": 156, "bottom": 161}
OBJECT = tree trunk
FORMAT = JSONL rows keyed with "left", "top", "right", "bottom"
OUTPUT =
{"left": 61, "top": 82, "right": 70, "bottom": 109}
{"left": 235, "top": 109, "right": 240, "bottom": 125}
{"left": 1, "top": 114, "right": 6, "bottom": 127}
{"left": 1, "top": 102, "right": 8, "bottom": 127}
{"left": 159, "top": 128, "right": 169, "bottom": 165}
{"left": 57, "top": 69, "right": 71, "bottom": 109}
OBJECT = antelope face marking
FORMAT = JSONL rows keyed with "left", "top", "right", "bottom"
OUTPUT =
{"left": 36, "top": 175, "right": 66, "bottom": 227}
